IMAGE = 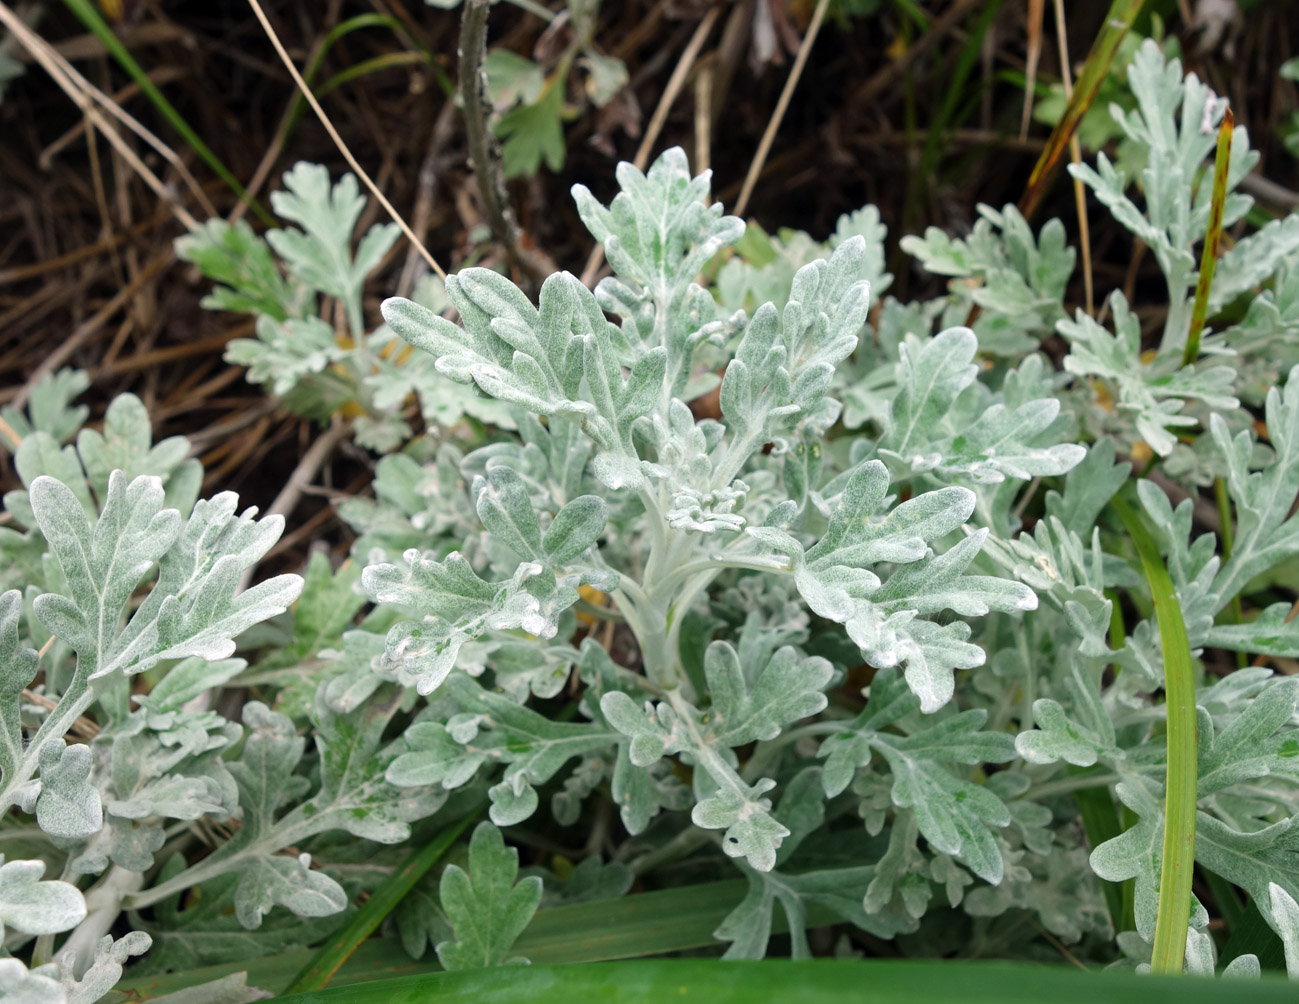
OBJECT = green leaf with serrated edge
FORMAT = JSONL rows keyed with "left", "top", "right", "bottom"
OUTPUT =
{"left": 76, "top": 394, "right": 198, "bottom": 512}
{"left": 30, "top": 472, "right": 301, "bottom": 683}
{"left": 1194, "top": 812, "right": 1299, "bottom": 935}
{"left": 482, "top": 48, "right": 543, "bottom": 106}
{"left": 283, "top": 807, "right": 481, "bottom": 994}
{"left": 1044, "top": 437, "right": 1132, "bottom": 537}
{"left": 226, "top": 702, "right": 309, "bottom": 839}
{"left": 881, "top": 327, "right": 978, "bottom": 462}
{"left": 61, "top": 930, "right": 152, "bottom": 1004}
{"left": 721, "top": 237, "right": 872, "bottom": 446}
{"left": 448, "top": 676, "right": 616, "bottom": 827}
{"left": 267, "top": 163, "right": 398, "bottom": 339}
{"left": 306, "top": 686, "right": 444, "bottom": 844}
{"left": 131, "top": 863, "right": 345, "bottom": 976}
{"left": 436, "top": 822, "right": 542, "bottom": 970}
{"left": 27, "top": 741, "right": 102, "bottom": 839}
{"left": 755, "top": 459, "right": 1035, "bottom": 712}
{"left": 872, "top": 327, "right": 1085, "bottom": 483}
{"left": 362, "top": 551, "right": 584, "bottom": 696}
{"left": 1196, "top": 678, "right": 1299, "bottom": 796}
{"left": 175, "top": 217, "right": 307, "bottom": 321}
{"left": 1060, "top": 293, "right": 1238, "bottom": 456}
{"left": 496, "top": 74, "right": 566, "bottom": 178}
{"left": 1089, "top": 778, "right": 1169, "bottom": 942}
{"left": 1209, "top": 370, "right": 1299, "bottom": 610}
{"left": 134, "top": 701, "right": 347, "bottom": 931}
{"left": 702, "top": 642, "right": 832, "bottom": 747}
{"left": 233, "top": 853, "right": 348, "bottom": 931}
{"left": 0, "top": 368, "right": 89, "bottom": 450}
{"left": 714, "top": 769, "right": 914, "bottom": 960}
{"left": 1206, "top": 604, "right": 1299, "bottom": 657}
{"left": 226, "top": 315, "right": 346, "bottom": 398}
{"left": 7, "top": 392, "right": 200, "bottom": 530}
{"left": 289, "top": 553, "right": 366, "bottom": 660}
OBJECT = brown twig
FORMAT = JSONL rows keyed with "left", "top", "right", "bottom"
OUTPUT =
{"left": 733, "top": 0, "right": 830, "bottom": 218}
{"left": 0, "top": 3, "right": 200, "bottom": 230}
{"left": 11, "top": 250, "right": 173, "bottom": 412}
{"left": 459, "top": 0, "right": 540, "bottom": 287}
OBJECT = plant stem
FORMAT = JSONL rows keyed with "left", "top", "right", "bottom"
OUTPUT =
{"left": 457, "top": 0, "right": 540, "bottom": 287}
{"left": 1112, "top": 493, "right": 1198, "bottom": 976}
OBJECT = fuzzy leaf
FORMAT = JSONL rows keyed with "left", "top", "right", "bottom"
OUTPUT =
{"left": 435, "top": 822, "right": 542, "bottom": 970}
{"left": 703, "top": 642, "right": 832, "bottom": 746}
{"left": 362, "top": 551, "right": 581, "bottom": 695}
{"left": 0, "top": 856, "right": 87, "bottom": 939}
{"left": 175, "top": 218, "right": 306, "bottom": 321}
{"left": 267, "top": 163, "right": 399, "bottom": 334}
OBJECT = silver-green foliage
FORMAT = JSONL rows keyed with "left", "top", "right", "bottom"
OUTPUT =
{"left": 8, "top": 37, "right": 1299, "bottom": 995}
{"left": 337, "top": 40, "right": 1299, "bottom": 971}
{"left": 176, "top": 164, "right": 509, "bottom": 451}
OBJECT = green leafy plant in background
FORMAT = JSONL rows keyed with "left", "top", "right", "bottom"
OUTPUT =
{"left": 176, "top": 163, "right": 511, "bottom": 451}
{"left": 6, "top": 37, "right": 1299, "bottom": 1004}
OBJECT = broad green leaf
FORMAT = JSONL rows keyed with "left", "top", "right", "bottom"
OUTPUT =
{"left": 435, "top": 822, "right": 542, "bottom": 970}
{"left": 496, "top": 75, "right": 566, "bottom": 178}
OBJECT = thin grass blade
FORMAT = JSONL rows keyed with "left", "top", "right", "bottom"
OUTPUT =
{"left": 1019, "top": 0, "right": 1145, "bottom": 220}
{"left": 270, "top": 958, "right": 1299, "bottom": 1004}
{"left": 1182, "top": 109, "right": 1234, "bottom": 367}
{"left": 1112, "top": 492, "right": 1198, "bottom": 975}
{"left": 60, "top": 0, "right": 273, "bottom": 225}
{"left": 281, "top": 804, "right": 483, "bottom": 995}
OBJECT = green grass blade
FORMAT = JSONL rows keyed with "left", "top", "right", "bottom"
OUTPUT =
{"left": 270, "top": 959, "right": 1299, "bottom": 1004}
{"left": 109, "top": 880, "right": 776, "bottom": 1001}
{"left": 59, "top": 0, "right": 273, "bottom": 225}
{"left": 1112, "top": 493, "right": 1198, "bottom": 975}
{"left": 1019, "top": 0, "right": 1145, "bottom": 220}
{"left": 314, "top": 52, "right": 435, "bottom": 102}
{"left": 1182, "top": 109, "right": 1234, "bottom": 367}
{"left": 281, "top": 804, "right": 483, "bottom": 995}
{"left": 284, "top": 14, "right": 450, "bottom": 141}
